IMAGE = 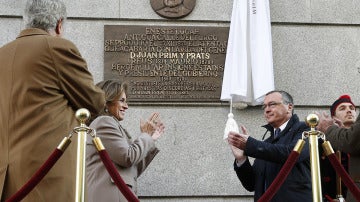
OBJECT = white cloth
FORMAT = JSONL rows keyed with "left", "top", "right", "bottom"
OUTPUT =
{"left": 221, "top": 0, "right": 274, "bottom": 105}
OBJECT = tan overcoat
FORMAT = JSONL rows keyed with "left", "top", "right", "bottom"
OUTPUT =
{"left": 86, "top": 116, "right": 159, "bottom": 202}
{"left": 0, "top": 28, "right": 105, "bottom": 201}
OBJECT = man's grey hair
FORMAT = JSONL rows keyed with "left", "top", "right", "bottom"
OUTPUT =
{"left": 266, "top": 90, "right": 294, "bottom": 105}
{"left": 24, "top": 0, "right": 67, "bottom": 31}
{"left": 266, "top": 90, "right": 294, "bottom": 114}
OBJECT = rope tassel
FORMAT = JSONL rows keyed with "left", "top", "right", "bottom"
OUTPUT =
{"left": 224, "top": 112, "right": 239, "bottom": 140}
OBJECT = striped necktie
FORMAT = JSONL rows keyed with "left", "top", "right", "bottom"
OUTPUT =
{"left": 274, "top": 128, "right": 281, "bottom": 138}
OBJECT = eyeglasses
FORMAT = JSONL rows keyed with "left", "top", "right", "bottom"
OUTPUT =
{"left": 261, "top": 102, "right": 283, "bottom": 110}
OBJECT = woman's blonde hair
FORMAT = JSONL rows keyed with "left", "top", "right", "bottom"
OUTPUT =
{"left": 96, "top": 79, "right": 128, "bottom": 116}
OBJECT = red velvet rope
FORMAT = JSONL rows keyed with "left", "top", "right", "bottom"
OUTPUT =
{"left": 6, "top": 149, "right": 64, "bottom": 202}
{"left": 258, "top": 151, "right": 300, "bottom": 202}
{"left": 327, "top": 153, "right": 360, "bottom": 201}
{"left": 324, "top": 194, "right": 333, "bottom": 201}
{"left": 98, "top": 150, "right": 140, "bottom": 202}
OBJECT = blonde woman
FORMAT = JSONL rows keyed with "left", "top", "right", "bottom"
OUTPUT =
{"left": 86, "top": 79, "right": 164, "bottom": 202}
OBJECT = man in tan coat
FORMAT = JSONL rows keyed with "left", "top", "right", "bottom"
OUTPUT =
{"left": 0, "top": 0, "right": 105, "bottom": 201}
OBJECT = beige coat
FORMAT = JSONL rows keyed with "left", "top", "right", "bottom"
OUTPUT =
{"left": 0, "top": 28, "right": 105, "bottom": 201}
{"left": 326, "top": 115, "right": 360, "bottom": 202}
{"left": 86, "top": 116, "right": 159, "bottom": 202}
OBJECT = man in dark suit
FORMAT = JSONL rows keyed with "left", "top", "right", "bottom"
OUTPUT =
{"left": 0, "top": 0, "right": 105, "bottom": 201}
{"left": 317, "top": 95, "right": 359, "bottom": 202}
{"left": 227, "top": 90, "right": 312, "bottom": 201}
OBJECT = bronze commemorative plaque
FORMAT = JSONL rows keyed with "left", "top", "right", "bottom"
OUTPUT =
{"left": 150, "top": 0, "right": 196, "bottom": 19}
{"left": 104, "top": 25, "right": 228, "bottom": 102}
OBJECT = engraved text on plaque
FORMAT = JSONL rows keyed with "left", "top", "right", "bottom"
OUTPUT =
{"left": 104, "top": 25, "right": 228, "bottom": 102}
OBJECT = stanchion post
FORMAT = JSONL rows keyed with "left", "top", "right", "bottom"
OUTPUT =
{"left": 74, "top": 108, "right": 91, "bottom": 202}
{"left": 305, "top": 114, "right": 323, "bottom": 202}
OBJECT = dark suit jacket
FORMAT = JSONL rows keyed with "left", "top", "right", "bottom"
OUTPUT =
{"left": 326, "top": 115, "right": 360, "bottom": 202}
{"left": 86, "top": 116, "right": 159, "bottom": 202}
{"left": 234, "top": 114, "right": 312, "bottom": 201}
{"left": 0, "top": 28, "right": 105, "bottom": 201}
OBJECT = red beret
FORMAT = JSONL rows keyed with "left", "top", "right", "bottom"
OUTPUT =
{"left": 330, "top": 94, "right": 355, "bottom": 116}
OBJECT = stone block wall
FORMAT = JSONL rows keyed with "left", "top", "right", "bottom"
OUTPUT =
{"left": 1, "top": 0, "right": 359, "bottom": 201}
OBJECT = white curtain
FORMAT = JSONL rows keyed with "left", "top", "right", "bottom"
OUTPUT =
{"left": 221, "top": 0, "right": 274, "bottom": 106}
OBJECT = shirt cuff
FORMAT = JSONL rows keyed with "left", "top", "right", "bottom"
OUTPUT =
{"left": 235, "top": 158, "right": 246, "bottom": 167}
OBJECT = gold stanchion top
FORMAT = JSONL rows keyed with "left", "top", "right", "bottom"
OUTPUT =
{"left": 75, "top": 108, "right": 91, "bottom": 125}
{"left": 305, "top": 114, "right": 319, "bottom": 129}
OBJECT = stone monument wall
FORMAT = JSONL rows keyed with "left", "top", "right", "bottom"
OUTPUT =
{"left": 1, "top": 0, "right": 359, "bottom": 201}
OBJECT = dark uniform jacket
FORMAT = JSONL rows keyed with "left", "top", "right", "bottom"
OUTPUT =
{"left": 326, "top": 115, "right": 360, "bottom": 202}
